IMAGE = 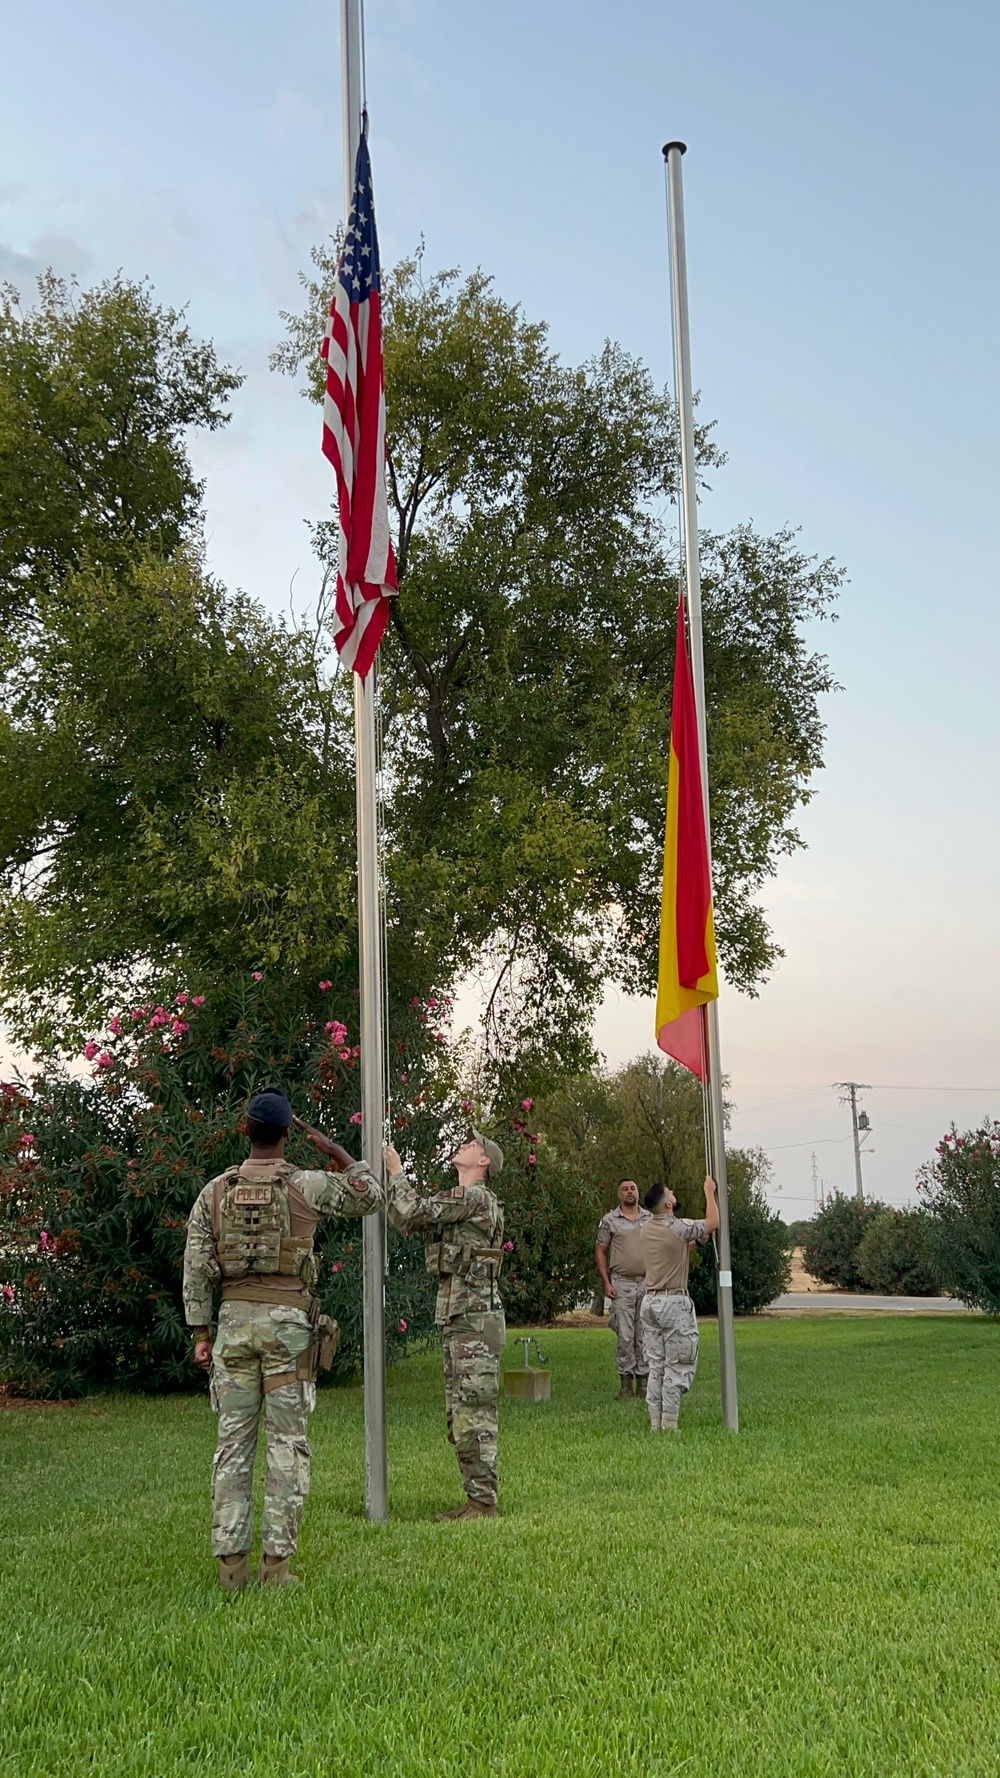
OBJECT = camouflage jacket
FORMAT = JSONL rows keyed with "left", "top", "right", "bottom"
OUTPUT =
{"left": 183, "top": 1159, "right": 382, "bottom": 1326}
{"left": 386, "top": 1170, "right": 505, "bottom": 1325}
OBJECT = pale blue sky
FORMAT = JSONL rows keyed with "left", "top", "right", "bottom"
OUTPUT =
{"left": 3, "top": 1, "right": 998, "bottom": 1209}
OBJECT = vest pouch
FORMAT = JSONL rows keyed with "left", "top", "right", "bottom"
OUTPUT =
{"left": 440, "top": 1237, "right": 468, "bottom": 1276}
{"left": 466, "top": 1246, "right": 504, "bottom": 1290}
{"left": 425, "top": 1238, "right": 444, "bottom": 1275}
{"left": 279, "top": 1236, "right": 316, "bottom": 1284}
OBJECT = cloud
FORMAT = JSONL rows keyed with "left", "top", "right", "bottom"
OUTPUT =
{"left": 0, "top": 232, "right": 92, "bottom": 297}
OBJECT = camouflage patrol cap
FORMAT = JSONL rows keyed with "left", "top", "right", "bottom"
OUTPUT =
{"left": 469, "top": 1126, "right": 504, "bottom": 1180}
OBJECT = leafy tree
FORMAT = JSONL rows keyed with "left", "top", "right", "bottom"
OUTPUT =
{"left": 785, "top": 1219, "right": 815, "bottom": 1249}
{"left": 276, "top": 249, "right": 842, "bottom": 1082}
{"left": 0, "top": 547, "right": 357, "bottom": 1050}
{"left": 919, "top": 1121, "right": 1000, "bottom": 1312}
{"left": 0, "top": 274, "right": 240, "bottom": 622}
{"left": 534, "top": 1053, "right": 710, "bottom": 1218}
{"left": 801, "top": 1194, "right": 886, "bottom": 1290}
{"left": 855, "top": 1208, "right": 942, "bottom": 1296}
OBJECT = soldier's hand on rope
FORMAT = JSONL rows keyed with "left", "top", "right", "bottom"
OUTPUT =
{"left": 383, "top": 1143, "right": 403, "bottom": 1177}
{"left": 193, "top": 1338, "right": 213, "bottom": 1371}
{"left": 293, "top": 1116, "right": 355, "bottom": 1171}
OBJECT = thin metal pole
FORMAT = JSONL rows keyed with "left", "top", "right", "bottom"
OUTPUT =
{"left": 663, "top": 141, "right": 739, "bottom": 1432}
{"left": 342, "top": 0, "right": 388, "bottom": 1521}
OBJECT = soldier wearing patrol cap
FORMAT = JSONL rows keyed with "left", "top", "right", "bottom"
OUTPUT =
{"left": 383, "top": 1127, "right": 506, "bottom": 1520}
{"left": 183, "top": 1088, "right": 383, "bottom": 1590}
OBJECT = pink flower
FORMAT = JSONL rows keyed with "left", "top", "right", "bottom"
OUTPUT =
{"left": 191, "top": 995, "right": 205, "bottom": 1008}
{"left": 339, "top": 1047, "right": 352, "bottom": 1061}
{"left": 19, "top": 1133, "right": 34, "bottom": 1147}
{"left": 318, "top": 980, "right": 332, "bottom": 992}
{"left": 130, "top": 1009, "right": 144, "bottom": 1022}
{"left": 461, "top": 1100, "right": 471, "bottom": 1112}
{"left": 521, "top": 1098, "right": 533, "bottom": 1111}
{"left": 398, "top": 1319, "right": 408, "bottom": 1332}
{"left": 109, "top": 1016, "right": 121, "bottom": 1036}
{"left": 96, "top": 1052, "right": 114, "bottom": 1069}
{"left": 325, "top": 1020, "right": 348, "bottom": 1046}
{"left": 528, "top": 1153, "right": 536, "bottom": 1166}
{"left": 331, "top": 1261, "right": 342, "bottom": 1274}
{"left": 503, "top": 1240, "right": 514, "bottom": 1252}
{"left": 39, "top": 1230, "right": 50, "bottom": 1250}
{"left": 171, "top": 1019, "right": 189, "bottom": 1036}
{"left": 428, "top": 996, "right": 438, "bottom": 1009}
{"left": 410, "top": 997, "right": 420, "bottom": 1009}
{"left": 350, "top": 1111, "right": 363, "bottom": 1126}
{"left": 126, "top": 1160, "right": 136, "bottom": 1169}
{"left": 83, "top": 1040, "right": 98, "bottom": 1061}
{"left": 1, "top": 1284, "right": 13, "bottom": 1303}
{"left": 400, "top": 1072, "right": 408, "bottom": 1083}
{"left": 252, "top": 971, "right": 263, "bottom": 982}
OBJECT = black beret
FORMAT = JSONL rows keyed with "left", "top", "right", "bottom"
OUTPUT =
{"left": 247, "top": 1090, "right": 293, "bottom": 1129}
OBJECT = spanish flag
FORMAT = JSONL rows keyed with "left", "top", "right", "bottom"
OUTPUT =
{"left": 655, "top": 592, "right": 718, "bottom": 1081}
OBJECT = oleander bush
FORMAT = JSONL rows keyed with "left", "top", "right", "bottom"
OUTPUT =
{"left": 918, "top": 1120, "right": 1000, "bottom": 1313}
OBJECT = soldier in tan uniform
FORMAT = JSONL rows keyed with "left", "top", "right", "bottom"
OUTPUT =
{"left": 595, "top": 1180, "right": 652, "bottom": 1398}
{"left": 183, "top": 1089, "right": 382, "bottom": 1589}
{"left": 639, "top": 1175, "right": 719, "bottom": 1432}
{"left": 384, "top": 1130, "right": 505, "bottom": 1521}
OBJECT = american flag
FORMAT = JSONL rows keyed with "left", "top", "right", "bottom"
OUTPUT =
{"left": 320, "top": 130, "right": 398, "bottom": 678}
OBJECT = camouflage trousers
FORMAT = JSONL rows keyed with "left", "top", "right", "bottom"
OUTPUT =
{"left": 208, "top": 1301, "right": 315, "bottom": 1559}
{"left": 640, "top": 1292, "right": 699, "bottom": 1428}
{"left": 442, "top": 1308, "right": 505, "bottom": 1506}
{"left": 608, "top": 1275, "right": 648, "bottom": 1377}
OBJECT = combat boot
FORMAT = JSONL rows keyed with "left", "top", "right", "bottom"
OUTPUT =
{"left": 616, "top": 1375, "right": 634, "bottom": 1400}
{"left": 259, "top": 1553, "right": 301, "bottom": 1587}
{"left": 635, "top": 1375, "right": 648, "bottom": 1399}
{"left": 218, "top": 1552, "right": 249, "bottom": 1593}
{"left": 435, "top": 1500, "right": 498, "bottom": 1522}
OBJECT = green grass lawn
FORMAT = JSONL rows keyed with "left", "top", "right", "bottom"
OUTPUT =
{"left": 3, "top": 1316, "right": 1000, "bottom": 1778}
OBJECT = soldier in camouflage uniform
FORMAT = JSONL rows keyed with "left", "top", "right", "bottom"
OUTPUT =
{"left": 184, "top": 1088, "right": 382, "bottom": 1590}
{"left": 383, "top": 1130, "right": 506, "bottom": 1521}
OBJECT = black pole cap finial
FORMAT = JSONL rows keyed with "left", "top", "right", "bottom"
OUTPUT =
{"left": 662, "top": 140, "right": 688, "bottom": 159}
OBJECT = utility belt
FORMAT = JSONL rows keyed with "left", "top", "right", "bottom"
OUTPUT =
{"left": 611, "top": 1271, "right": 647, "bottom": 1283}
{"left": 219, "top": 1278, "right": 340, "bottom": 1389}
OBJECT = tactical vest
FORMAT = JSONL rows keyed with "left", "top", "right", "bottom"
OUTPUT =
{"left": 211, "top": 1161, "right": 320, "bottom": 1299}
{"left": 424, "top": 1188, "right": 505, "bottom": 1299}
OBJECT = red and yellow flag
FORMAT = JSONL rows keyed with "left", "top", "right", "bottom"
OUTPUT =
{"left": 655, "top": 592, "right": 718, "bottom": 1081}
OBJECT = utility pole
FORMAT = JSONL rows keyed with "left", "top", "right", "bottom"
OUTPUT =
{"left": 810, "top": 1150, "right": 819, "bottom": 1216}
{"left": 834, "top": 1082, "right": 872, "bottom": 1204}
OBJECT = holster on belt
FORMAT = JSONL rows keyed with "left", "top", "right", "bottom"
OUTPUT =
{"left": 222, "top": 1282, "right": 340, "bottom": 1392}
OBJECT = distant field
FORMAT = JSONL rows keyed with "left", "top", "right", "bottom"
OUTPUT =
{"left": 3, "top": 1316, "right": 1000, "bottom": 1777}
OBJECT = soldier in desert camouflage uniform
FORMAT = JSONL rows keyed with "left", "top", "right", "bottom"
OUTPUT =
{"left": 184, "top": 1088, "right": 382, "bottom": 1590}
{"left": 638, "top": 1175, "right": 719, "bottom": 1432}
{"left": 383, "top": 1130, "right": 506, "bottom": 1521}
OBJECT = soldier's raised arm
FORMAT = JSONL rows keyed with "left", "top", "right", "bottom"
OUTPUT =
{"left": 292, "top": 1116, "right": 383, "bottom": 1216}
{"left": 382, "top": 1142, "right": 473, "bottom": 1234}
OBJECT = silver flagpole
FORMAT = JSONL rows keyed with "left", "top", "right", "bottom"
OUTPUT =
{"left": 662, "top": 140, "right": 739, "bottom": 1432}
{"left": 342, "top": 0, "right": 389, "bottom": 1517}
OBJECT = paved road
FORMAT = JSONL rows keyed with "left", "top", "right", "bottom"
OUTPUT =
{"left": 770, "top": 1292, "right": 978, "bottom": 1313}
